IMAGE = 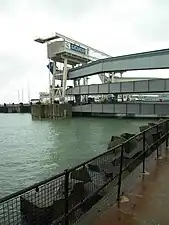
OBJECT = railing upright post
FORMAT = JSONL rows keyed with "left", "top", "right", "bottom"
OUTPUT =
{"left": 156, "top": 125, "right": 159, "bottom": 158}
{"left": 142, "top": 131, "right": 146, "bottom": 173}
{"left": 117, "top": 144, "right": 124, "bottom": 208}
{"left": 166, "top": 121, "right": 168, "bottom": 148}
{"left": 64, "top": 169, "right": 69, "bottom": 225}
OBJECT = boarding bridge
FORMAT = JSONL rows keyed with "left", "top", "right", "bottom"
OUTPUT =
{"left": 66, "top": 78, "right": 169, "bottom": 95}
{"left": 68, "top": 48, "right": 169, "bottom": 79}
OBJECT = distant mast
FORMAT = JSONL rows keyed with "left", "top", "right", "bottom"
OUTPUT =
{"left": 27, "top": 81, "right": 30, "bottom": 103}
{"left": 17, "top": 90, "right": 20, "bottom": 103}
{"left": 21, "top": 88, "right": 24, "bottom": 103}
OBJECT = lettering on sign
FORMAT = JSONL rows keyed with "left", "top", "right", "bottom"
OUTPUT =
{"left": 70, "top": 43, "right": 86, "bottom": 55}
{"left": 65, "top": 42, "right": 70, "bottom": 49}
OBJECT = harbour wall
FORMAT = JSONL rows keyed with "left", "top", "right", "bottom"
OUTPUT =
{"left": 1, "top": 102, "right": 169, "bottom": 119}
{"left": 72, "top": 102, "right": 169, "bottom": 118}
{"left": 0, "top": 104, "right": 31, "bottom": 113}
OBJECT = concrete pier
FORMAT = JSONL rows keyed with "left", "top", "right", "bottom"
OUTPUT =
{"left": 31, "top": 103, "right": 72, "bottom": 119}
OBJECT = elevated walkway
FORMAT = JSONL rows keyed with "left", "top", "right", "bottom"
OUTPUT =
{"left": 66, "top": 78, "right": 169, "bottom": 95}
{"left": 68, "top": 48, "right": 169, "bottom": 79}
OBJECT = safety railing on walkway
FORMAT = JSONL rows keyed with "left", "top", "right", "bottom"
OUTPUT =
{"left": 0, "top": 120, "right": 169, "bottom": 225}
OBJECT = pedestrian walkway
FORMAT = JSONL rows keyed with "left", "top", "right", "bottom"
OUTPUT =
{"left": 93, "top": 150, "right": 169, "bottom": 225}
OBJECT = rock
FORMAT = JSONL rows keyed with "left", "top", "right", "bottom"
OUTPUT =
{"left": 88, "top": 170, "right": 105, "bottom": 187}
{"left": 81, "top": 193, "right": 103, "bottom": 213}
{"left": 140, "top": 124, "right": 158, "bottom": 148}
{"left": 87, "top": 158, "right": 122, "bottom": 188}
{"left": 158, "top": 122, "right": 166, "bottom": 135}
{"left": 79, "top": 182, "right": 106, "bottom": 213}
{"left": 139, "top": 125, "right": 149, "bottom": 132}
{"left": 84, "top": 181, "right": 105, "bottom": 196}
{"left": 121, "top": 133, "right": 138, "bottom": 154}
{"left": 55, "top": 179, "right": 84, "bottom": 201}
{"left": 21, "top": 177, "right": 65, "bottom": 208}
{"left": 145, "top": 131, "right": 154, "bottom": 147}
{"left": 152, "top": 132, "right": 161, "bottom": 142}
{"left": 108, "top": 134, "right": 140, "bottom": 154}
{"left": 120, "top": 133, "right": 135, "bottom": 139}
{"left": 148, "top": 121, "right": 165, "bottom": 135}
{"left": 21, "top": 179, "right": 86, "bottom": 225}
{"left": 140, "top": 123, "right": 158, "bottom": 134}
{"left": 89, "top": 133, "right": 142, "bottom": 181}
{"left": 88, "top": 163, "right": 100, "bottom": 172}
{"left": 88, "top": 150, "right": 119, "bottom": 173}
{"left": 99, "top": 162, "right": 116, "bottom": 178}
{"left": 70, "top": 166, "right": 92, "bottom": 183}
{"left": 158, "top": 118, "right": 165, "bottom": 123}
{"left": 68, "top": 182, "right": 86, "bottom": 208}
{"left": 124, "top": 137, "right": 138, "bottom": 153}
{"left": 88, "top": 159, "right": 121, "bottom": 185}
{"left": 148, "top": 122, "right": 156, "bottom": 126}
{"left": 20, "top": 196, "right": 65, "bottom": 225}
{"left": 140, "top": 121, "right": 165, "bottom": 156}
{"left": 115, "top": 155, "right": 131, "bottom": 167}
{"left": 107, "top": 136, "right": 126, "bottom": 151}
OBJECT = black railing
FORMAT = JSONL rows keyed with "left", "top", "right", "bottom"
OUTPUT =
{"left": 0, "top": 119, "right": 169, "bottom": 225}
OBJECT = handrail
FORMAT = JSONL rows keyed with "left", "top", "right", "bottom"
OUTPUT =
{"left": 0, "top": 171, "right": 65, "bottom": 204}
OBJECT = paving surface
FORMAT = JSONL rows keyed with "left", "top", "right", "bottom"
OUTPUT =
{"left": 93, "top": 148, "right": 169, "bottom": 225}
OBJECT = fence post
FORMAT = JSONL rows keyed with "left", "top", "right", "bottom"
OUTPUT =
{"left": 64, "top": 169, "right": 69, "bottom": 225}
{"left": 117, "top": 144, "right": 124, "bottom": 208}
{"left": 156, "top": 125, "right": 159, "bottom": 158}
{"left": 166, "top": 121, "right": 168, "bottom": 148}
{"left": 142, "top": 131, "right": 146, "bottom": 173}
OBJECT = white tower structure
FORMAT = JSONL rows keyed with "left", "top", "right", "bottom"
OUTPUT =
{"left": 34, "top": 32, "right": 112, "bottom": 103}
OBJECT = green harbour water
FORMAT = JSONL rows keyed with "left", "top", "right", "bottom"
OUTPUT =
{"left": 0, "top": 114, "right": 153, "bottom": 197}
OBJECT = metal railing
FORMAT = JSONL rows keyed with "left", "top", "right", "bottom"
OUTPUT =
{"left": 0, "top": 120, "right": 169, "bottom": 225}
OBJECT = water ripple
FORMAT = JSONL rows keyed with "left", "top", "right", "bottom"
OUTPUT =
{"left": 0, "top": 114, "right": 153, "bottom": 197}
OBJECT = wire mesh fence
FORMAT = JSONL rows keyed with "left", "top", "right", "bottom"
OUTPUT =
{"left": 0, "top": 119, "right": 169, "bottom": 225}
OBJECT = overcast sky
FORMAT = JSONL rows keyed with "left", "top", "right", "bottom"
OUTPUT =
{"left": 1, "top": 0, "right": 169, "bottom": 103}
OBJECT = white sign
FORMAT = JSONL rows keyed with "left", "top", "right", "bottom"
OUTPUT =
{"left": 65, "top": 42, "right": 86, "bottom": 55}
{"left": 65, "top": 42, "right": 70, "bottom": 49}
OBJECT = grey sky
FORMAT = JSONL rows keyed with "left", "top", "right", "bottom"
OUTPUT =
{"left": 0, "top": 0, "right": 169, "bottom": 102}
